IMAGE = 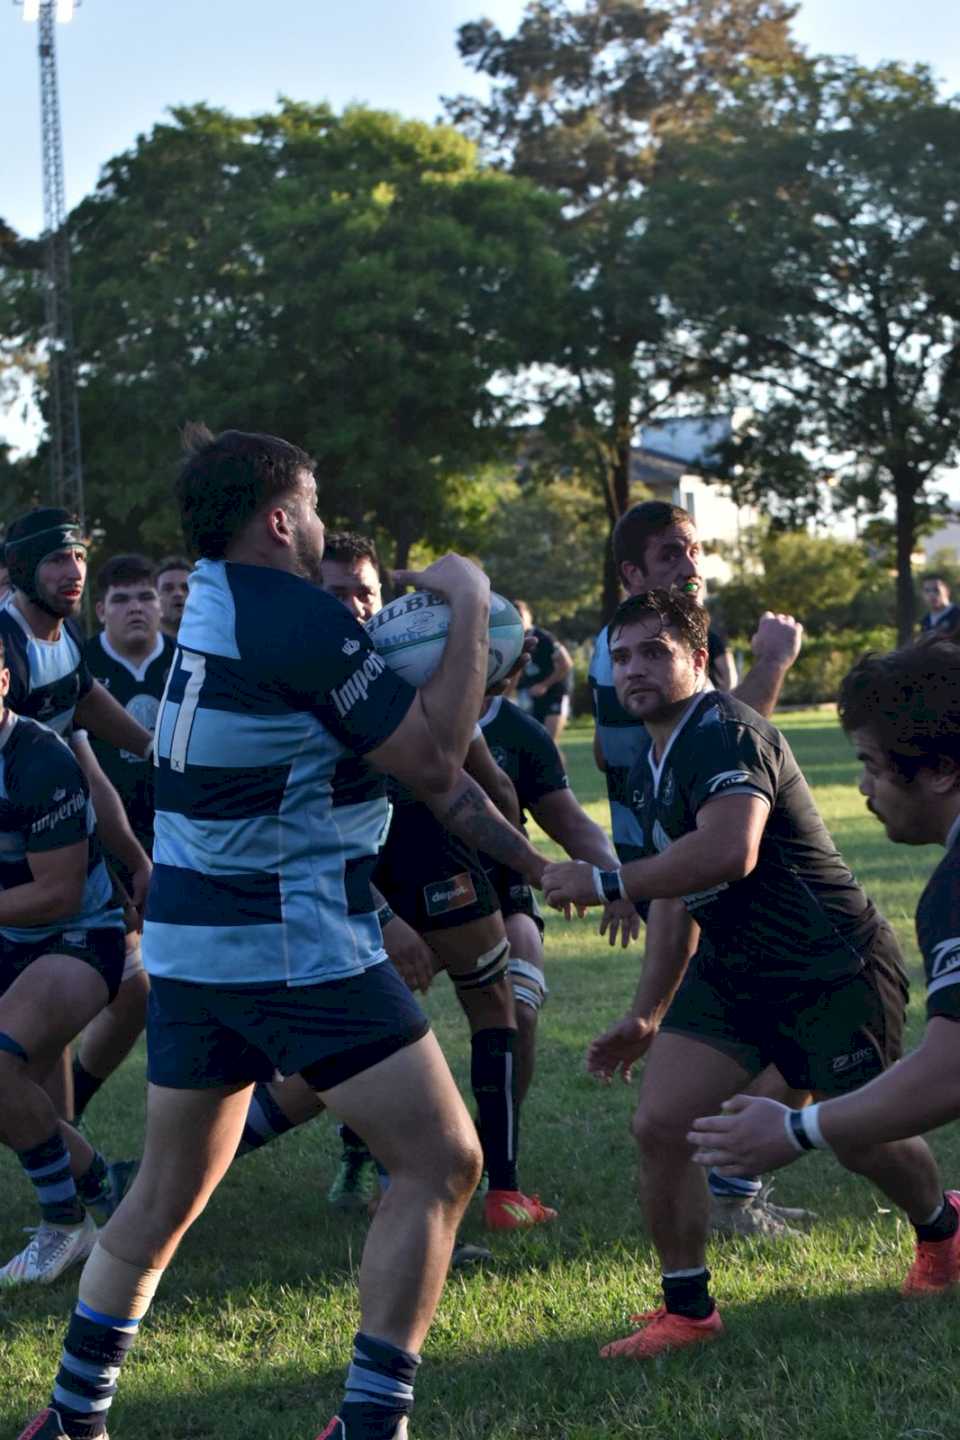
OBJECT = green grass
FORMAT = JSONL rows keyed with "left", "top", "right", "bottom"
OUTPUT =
{"left": 3, "top": 712, "right": 959, "bottom": 1440}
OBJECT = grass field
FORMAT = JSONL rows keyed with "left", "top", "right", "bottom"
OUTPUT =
{"left": 3, "top": 711, "right": 959, "bottom": 1440}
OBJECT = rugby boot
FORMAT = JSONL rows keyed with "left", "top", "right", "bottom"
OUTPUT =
{"left": 450, "top": 1239, "right": 493, "bottom": 1269}
{"left": 600, "top": 1305, "right": 724, "bottom": 1359}
{"left": 316, "top": 1421, "right": 408, "bottom": 1439}
{"left": 327, "top": 1149, "right": 374, "bottom": 1212}
{"left": 710, "top": 1192, "right": 806, "bottom": 1240}
{"left": 16, "top": 1407, "right": 106, "bottom": 1440}
{"left": 902, "top": 1191, "right": 960, "bottom": 1295}
{"left": 484, "top": 1188, "right": 557, "bottom": 1230}
{"left": 0, "top": 1213, "right": 96, "bottom": 1288}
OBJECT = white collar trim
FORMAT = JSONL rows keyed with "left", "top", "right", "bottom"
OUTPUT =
{"left": 99, "top": 631, "right": 165, "bottom": 682}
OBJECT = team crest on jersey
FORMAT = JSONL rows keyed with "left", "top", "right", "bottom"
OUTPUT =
{"left": 342, "top": 638, "right": 361, "bottom": 656}
{"left": 662, "top": 771, "right": 675, "bottom": 805}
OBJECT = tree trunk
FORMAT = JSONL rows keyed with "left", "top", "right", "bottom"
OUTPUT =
{"left": 600, "top": 393, "right": 634, "bottom": 619}
{"left": 894, "top": 471, "right": 917, "bottom": 645}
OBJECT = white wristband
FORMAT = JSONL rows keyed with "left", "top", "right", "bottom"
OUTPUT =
{"left": 803, "top": 1102, "right": 829, "bottom": 1150}
{"left": 783, "top": 1107, "right": 805, "bottom": 1153}
{"left": 591, "top": 866, "right": 605, "bottom": 903}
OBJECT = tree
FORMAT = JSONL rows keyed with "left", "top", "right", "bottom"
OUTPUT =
{"left": 654, "top": 59, "right": 960, "bottom": 641}
{"left": 0, "top": 102, "right": 564, "bottom": 562}
{"left": 447, "top": 0, "right": 800, "bottom": 613}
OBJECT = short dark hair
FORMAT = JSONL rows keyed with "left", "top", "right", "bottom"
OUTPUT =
{"left": 322, "top": 531, "right": 379, "bottom": 569}
{"left": 176, "top": 424, "right": 315, "bottom": 560}
{"left": 607, "top": 589, "right": 709, "bottom": 652}
{"left": 612, "top": 501, "right": 693, "bottom": 576}
{"left": 155, "top": 555, "right": 193, "bottom": 582}
{"left": 838, "top": 638, "right": 960, "bottom": 776}
{"left": 921, "top": 573, "right": 950, "bottom": 588}
{"left": 96, "top": 553, "right": 156, "bottom": 599}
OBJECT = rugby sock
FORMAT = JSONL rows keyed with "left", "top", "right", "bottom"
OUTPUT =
{"left": 51, "top": 1301, "right": 141, "bottom": 1439}
{"left": 17, "top": 1132, "right": 84, "bottom": 1226}
{"left": 340, "top": 1330, "right": 420, "bottom": 1440}
{"left": 236, "top": 1082, "right": 295, "bottom": 1156}
{"left": 72, "top": 1058, "right": 105, "bottom": 1121}
{"left": 470, "top": 1027, "right": 518, "bottom": 1192}
{"left": 661, "top": 1267, "right": 715, "bottom": 1320}
{"left": 75, "top": 1151, "right": 110, "bottom": 1211}
{"left": 708, "top": 1170, "right": 762, "bottom": 1199}
{"left": 914, "top": 1195, "right": 960, "bottom": 1243}
{"left": 341, "top": 1124, "right": 370, "bottom": 1156}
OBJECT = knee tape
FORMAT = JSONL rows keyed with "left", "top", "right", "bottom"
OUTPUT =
{"left": 0, "top": 1031, "right": 28, "bottom": 1063}
{"left": 508, "top": 958, "right": 548, "bottom": 1013}
{"left": 452, "top": 938, "right": 510, "bottom": 994}
{"left": 79, "top": 1240, "right": 165, "bottom": 1321}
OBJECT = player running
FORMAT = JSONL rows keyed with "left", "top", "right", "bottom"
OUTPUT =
{"left": 689, "top": 637, "right": 960, "bottom": 1293}
{"left": 15, "top": 425, "right": 546, "bottom": 1440}
{"left": 0, "top": 633, "right": 127, "bottom": 1287}
{"left": 543, "top": 590, "right": 950, "bottom": 1358}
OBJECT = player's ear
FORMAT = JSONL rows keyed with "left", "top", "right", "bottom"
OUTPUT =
{"left": 932, "top": 756, "right": 960, "bottom": 793}
{"left": 620, "top": 559, "right": 643, "bottom": 591}
{"left": 692, "top": 644, "right": 709, "bottom": 677}
{"left": 95, "top": 600, "right": 106, "bottom": 624}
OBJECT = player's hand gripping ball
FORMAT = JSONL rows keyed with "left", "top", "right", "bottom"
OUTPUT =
{"left": 366, "top": 590, "right": 525, "bottom": 688}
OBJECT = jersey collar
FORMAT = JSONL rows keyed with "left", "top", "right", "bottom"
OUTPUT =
{"left": 945, "top": 811, "right": 960, "bottom": 852}
{"left": 0, "top": 710, "right": 16, "bottom": 753}
{"left": 647, "top": 690, "right": 711, "bottom": 797}
{"left": 98, "top": 630, "right": 166, "bottom": 683}
{"left": 479, "top": 696, "right": 503, "bottom": 728}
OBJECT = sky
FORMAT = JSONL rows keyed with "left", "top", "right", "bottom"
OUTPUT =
{"left": 3, "top": 0, "right": 960, "bottom": 489}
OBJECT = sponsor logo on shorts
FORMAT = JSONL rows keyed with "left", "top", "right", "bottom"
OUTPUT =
{"left": 61, "top": 930, "right": 91, "bottom": 949}
{"left": 32, "top": 790, "right": 86, "bottom": 836}
{"left": 831, "top": 1047, "right": 874, "bottom": 1074}
{"left": 330, "top": 651, "right": 387, "bottom": 718}
{"left": 424, "top": 872, "right": 478, "bottom": 917}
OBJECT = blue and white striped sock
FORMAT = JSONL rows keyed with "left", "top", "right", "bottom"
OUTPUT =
{"left": 17, "top": 1132, "right": 84, "bottom": 1226}
{"left": 708, "top": 1169, "right": 762, "bottom": 1199}
{"left": 340, "top": 1330, "right": 419, "bottom": 1439}
{"left": 51, "top": 1301, "right": 141, "bottom": 1439}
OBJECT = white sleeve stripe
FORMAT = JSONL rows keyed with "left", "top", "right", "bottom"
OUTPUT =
{"left": 927, "top": 972, "right": 960, "bottom": 998}
{"left": 700, "top": 786, "right": 771, "bottom": 808}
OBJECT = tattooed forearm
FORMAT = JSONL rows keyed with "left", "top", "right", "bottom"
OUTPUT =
{"left": 429, "top": 775, "right": 547, "bottom": 885}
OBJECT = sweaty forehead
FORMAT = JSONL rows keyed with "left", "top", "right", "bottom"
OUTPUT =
{"left": 321, "top": 557, "right": 377, "bottom": 589}
{"left": 651, "top": 522, "right": 697, "bottom": 552}
{"left": 611, "top": 616, "right": 678, "bottom": 649}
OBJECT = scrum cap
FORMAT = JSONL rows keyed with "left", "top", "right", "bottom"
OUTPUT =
{"left": 4, "top": 508, "right": 86, "bottom": 609}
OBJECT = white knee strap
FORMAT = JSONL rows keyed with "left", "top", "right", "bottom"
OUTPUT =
{"left": 508, "top": 957, "right": 548, "bottom": 1012}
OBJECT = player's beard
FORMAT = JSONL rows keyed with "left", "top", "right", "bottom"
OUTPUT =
{"left": 290, "top": 525, "right": 325, "bottom": 586}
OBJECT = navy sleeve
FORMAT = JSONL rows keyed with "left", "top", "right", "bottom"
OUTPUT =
{"left": 284, "top": 587, "right": 416, "bottom": 755}
{"left": 686, "top": 718, "right": 779, "bottom": 817}
{"left": 17, "top": 736, "right": 90, "bottom": 855}
{"left": 517, "top": 715, "right": 569, "bottom": 806}
{"left": 66, "top": 620, "right": 94, "bottom": 701}
{"left": 917, "top": 860, "right": 960, "bottom": 1023}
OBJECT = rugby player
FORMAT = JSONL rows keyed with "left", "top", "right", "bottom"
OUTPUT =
{"left": 320, "top": 532, "right": 555, "bottom": 1230}
{"left": 16, "top": 426, "right": 547, "bottom": 1440}
{"left": 0, "top": 633, "right": 127, "bottom": 1286}
{"left": 589, "top": 499, "right": 809, "bottom": 1236}
{"left": 71, "top": 556, "right": 175, "bottom": 1120}
{"left": 688, "top": 637, "right": 960, "bottom": 1297}
{"left": 543, "top": 591, "right": 949, "bottom": 1358}
{"left": 154, "top": 555, "right": 192, "bottom": 639}
{"left": 512, "top": 601, "right": 575, "bottom": 748}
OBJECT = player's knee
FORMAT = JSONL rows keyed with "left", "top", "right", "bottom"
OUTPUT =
{"left": 508, "top": 957, "right": 547, "bottom": 1017}
{"left": 630, "top": 1103, "right": 687, "bottom": 1157}
{"left": 451, "top": 937, "right": 511, "bottom": 998}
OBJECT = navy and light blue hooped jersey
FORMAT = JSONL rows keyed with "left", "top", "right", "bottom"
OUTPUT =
{"left": 626, "top": 690, "right": 881, "bottom": 982}
{"left": 0, "top": 595, "right": 93, "bottom": 736}
{"left": 0, "top": 712, "right": 123, "bottom": 944}
{"left": 142, "top": 561, "right": 417, "bottom": 987}
{"left": 588, "top": 625, "right": 647, "bottom": 863}
{"left": 916, "top": 816, "right": 960, "bottom": 1024}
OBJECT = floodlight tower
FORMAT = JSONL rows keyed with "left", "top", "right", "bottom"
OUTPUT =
{"left": 16, "top": 0, "right": 85, "bottom": 529}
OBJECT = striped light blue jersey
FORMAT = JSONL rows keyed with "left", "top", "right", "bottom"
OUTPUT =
{"left": 0, "top": 713, "right": 123, "bottom": 943}
{"left": 0, "top": 595, "right": 93, "bottom": 736}
{"left": 588, "top": 626, "right": 647, "bottom": 864}
{"left": 142, "top": 561, "right": 416, "bottom": 987}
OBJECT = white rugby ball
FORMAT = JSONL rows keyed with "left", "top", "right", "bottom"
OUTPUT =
{"left": 366, "top": 589, "right": 525, "bottom": 688}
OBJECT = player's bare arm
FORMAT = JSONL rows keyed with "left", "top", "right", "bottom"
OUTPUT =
{"left": 733, "top": 612, "right": 803, "bottom": 719}
{"left": 465, "top": 731, "right": 521, "bottom": 829}
{"left": 529, "top": 640, "right": 573, "bottom": 697}
{"left": 71, "top": 732, "right": 152, "bottom": 917}
{"left": 0, "top": 839, "right": 87, "bottom": 928}
{"left": 543, "top": 793, "right": 768, "bottom": 910}
{"left": 370, "top": 884, "right": 437, "bottom": 994}
{"left": 531, "top": 787, "right": 639, "bottom": 947}
{"left": 426, "top": 772, "right": 547, "bottom": 887}
{"left": 587, "top": 898, "right": 699, "bottom": 1081}
{"left": 73, "top": 678, "right": 153, "bottom": 758}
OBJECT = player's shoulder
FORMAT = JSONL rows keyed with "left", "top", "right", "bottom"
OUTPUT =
{"left": 692, "top": 690, "right": 782, "bottom": 748}
{"left": 183, "top": 560, "right": 356, "bottom": 668}
{"left": 919, "top": 843, "right": 960, "bottom": 930}
{"left": 83, "top": 630, "right": 108, "bottom": 669}
{"left": 3, "top": 714, "right": 78, "bottom": 788}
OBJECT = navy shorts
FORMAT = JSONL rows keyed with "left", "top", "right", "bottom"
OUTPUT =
{"left": 146, "top": 959, "right": 430, "bottom": 1092}
{"left": 0, "top": 926, "right": 125, "bottom": 1004}
{"left": 530, "top": 685, "right": 571, "bottom": 723}
{"left": 484, "top": 862, "right": 545, "bottom": 938}
{"left": 375, "top": 802, "right": 499, "bottom": 933}
{"left": 660, "top": 922, "right": 908, "bottom": 1096}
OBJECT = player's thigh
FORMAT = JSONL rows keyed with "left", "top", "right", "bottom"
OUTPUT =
{"left": 505, "top": 911, "right": 544, "bottom": 969}
{"left": 319, "top": 1031, "right": 481, "bottom": 1188}
{"left": 634, "top": 1031, "right": 754, "bottom": 1143}
{"left": 426, "top": 912, "right": 513, "bottom": 1028}
{"left": 0, "top": 951, "right": 111, "bottom": 1076}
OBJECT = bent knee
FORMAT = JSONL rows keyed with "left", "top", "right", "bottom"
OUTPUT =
{"left": 631, "top": 1105, "right": 690, "bottom": 1156}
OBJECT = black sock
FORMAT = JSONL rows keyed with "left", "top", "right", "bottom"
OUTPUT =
{"left": 341, "top": 1329, "right": 419, "bottom": 1439}
{"left": 662, "top": 1268, "right": 715, "bottom": 1320}
{"left": 471, "top": 1027, "right": 518, "bottom": 1192}
{"left": 340, "top": 1124, "right": 371, "bottom": 1159}
{"left": 72, "top": 1058, "right": 105, "bottom": 1121}
{"left": 915, "top": 1195, "right": 960, "bottom": 1243}
{"left": 75, "top": 1151, "right": 109, "bottom": 1208}
{"left": 235, "top": 1083, "right": 295, "bottom": 1156}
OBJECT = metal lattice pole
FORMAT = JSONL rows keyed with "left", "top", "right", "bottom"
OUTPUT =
{"left": 20, "top": 0, "right": 85, "bottom": 529}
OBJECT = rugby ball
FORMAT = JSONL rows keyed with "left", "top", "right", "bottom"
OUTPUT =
{"left": 366, "top": 590, "right": 525, "bottom": 688}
